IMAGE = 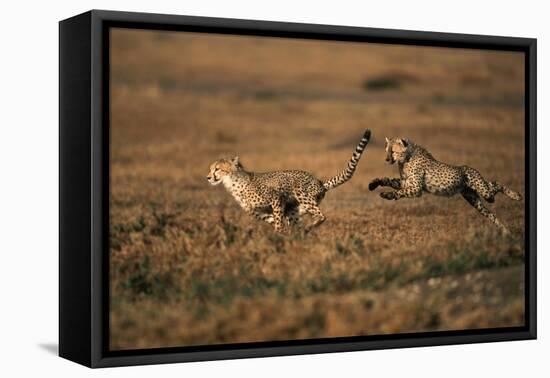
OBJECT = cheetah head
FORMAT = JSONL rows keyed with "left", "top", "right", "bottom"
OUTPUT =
{"left": 385, "top": 137, "right": 409, "bottom": 164}
{"left": 207, "top": 156, "right": 243, "bottom": 186}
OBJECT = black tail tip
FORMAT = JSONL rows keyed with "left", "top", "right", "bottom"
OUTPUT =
{"left": 363, "top": 129, "right": 371, "bottom": 140}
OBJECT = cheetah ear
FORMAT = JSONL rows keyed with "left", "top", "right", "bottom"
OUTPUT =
{"left": 397, "top": 138, "right": 408, "bottom": 147}
{"left": 231, "top": 156, "right": 240, "bottom": 166}
{"left": 385, "top": 137, "right": 390, "bottom": 144}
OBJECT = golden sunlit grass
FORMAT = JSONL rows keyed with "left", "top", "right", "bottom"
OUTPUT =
{"left": 109, "top": 29, "right": 525, "bottom": 350}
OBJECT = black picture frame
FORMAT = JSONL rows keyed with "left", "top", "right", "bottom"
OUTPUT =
{"left": 59, "top": 9, "right": 537, "bottom": 368}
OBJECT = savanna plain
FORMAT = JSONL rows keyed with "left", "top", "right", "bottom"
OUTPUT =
{"left": 109, "top": 29, "right": 525, "bottom": 350}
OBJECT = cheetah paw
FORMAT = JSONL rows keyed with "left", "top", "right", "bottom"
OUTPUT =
{"left": 380, "top": 191, "right": 397, "bottom": 200}
{"left": 368, "top": 180, "right": 380, "bottom": 191}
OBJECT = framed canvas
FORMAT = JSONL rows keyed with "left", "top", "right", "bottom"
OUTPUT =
{"left": 59, "top": 10, "right": 537, "bottom": 368}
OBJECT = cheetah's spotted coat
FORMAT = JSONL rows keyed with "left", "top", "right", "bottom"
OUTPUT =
{"left": 369, "top": 137, "right": 522, "bottom": 234}
{"left": 207, "top": 130, "right": 371, "bottom": 232}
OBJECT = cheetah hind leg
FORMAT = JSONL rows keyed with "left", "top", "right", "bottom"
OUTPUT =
{"left": 300, "top": 203, "right": 326, "bottom": 232}
{"left": 488, "top": 181, "right": 522, "bottom": 201}
{"left": 462, "top": 189, "right": 510, "bottom": 235}
{"left": 463, "top": 167, "right": 521, "bottom": 203}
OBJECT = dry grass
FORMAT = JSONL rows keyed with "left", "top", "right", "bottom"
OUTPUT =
{"left": 109, "top": 28, "right": 526, "bottom": 350}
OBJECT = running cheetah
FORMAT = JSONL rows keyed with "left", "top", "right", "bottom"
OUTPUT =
{"left": 369, "top": 137, "right": 522, "bottom": 234}
{"left": 207, "top": 129, "right": 371, "bottom": 232}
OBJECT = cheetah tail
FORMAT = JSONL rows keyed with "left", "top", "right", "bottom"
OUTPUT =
{"left": 323, "top": 129, "right": 371, "bottom": 191}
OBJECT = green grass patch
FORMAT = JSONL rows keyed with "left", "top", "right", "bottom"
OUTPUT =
{"left": 362, "top": 76, "right": 401, "bottom": 91}
{"left": 110, "top": 216, "right": 147, "bottom": 251}
{"left": 416, "top": 242, "right": 524, "bottom": 281}
{"left": 119, "top": 255, "right": 180, "bottom": 299}
{"left": 253, "top": 90, "right": 281, "bottom": 101}
{"left": 187, "top": 275, "right": 286, "bottom": 305}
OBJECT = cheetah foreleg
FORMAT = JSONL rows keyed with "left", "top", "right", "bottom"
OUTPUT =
{"left": 285, "top": 206, "right": 302, "bottom": 228}
{"left": 369, "top": 177, "right": 402, "bottom": 191}
{"left": 270, "top": 198, "right": 285, "bottom": 233}
{"left": 380, "top": 175, "right": 423, "bottom": 200}
{"left": 248, "top": 209, "right": 274, "bottom": 224}
{"left": 380, "top": 186, "right": 423, "bottom": 200}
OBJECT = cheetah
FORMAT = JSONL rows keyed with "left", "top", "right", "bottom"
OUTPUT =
{"left": 368, "top": 137, "right": 522, "bottom": 234}
{"left": 207, "top": 129, "right": 371, "bottom": 232}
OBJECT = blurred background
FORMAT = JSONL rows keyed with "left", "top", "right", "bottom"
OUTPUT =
{"left": 109, "top": 28, "right": 525, "bottom": 350}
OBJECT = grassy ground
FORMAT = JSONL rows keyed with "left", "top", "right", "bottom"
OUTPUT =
{"left": 109, "top": 28, "right": 526, "bottom": 350}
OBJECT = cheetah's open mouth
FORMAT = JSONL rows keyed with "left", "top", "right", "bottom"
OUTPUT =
{"left": 207, "top": 177, "right": 221, "bottom": 186}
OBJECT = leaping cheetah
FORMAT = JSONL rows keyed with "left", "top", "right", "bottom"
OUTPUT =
{"left": 369, "top": 137, "right": 522, "bottom": 234}
{"left": 207, "top": 129, "right": 371, "bottom": 232}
